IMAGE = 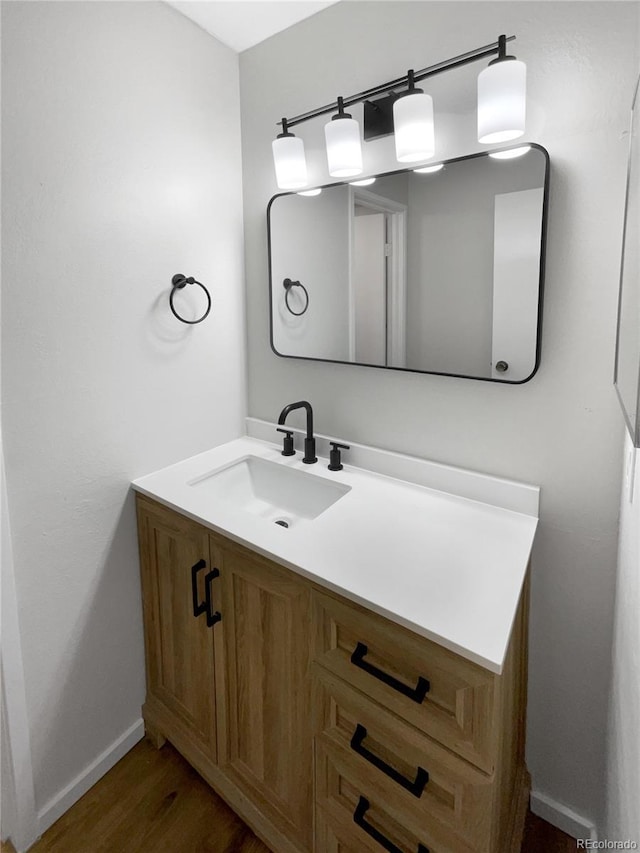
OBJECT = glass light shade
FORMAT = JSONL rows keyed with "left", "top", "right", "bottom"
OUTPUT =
{"left": 393, "top": 91, "right": 435, "bottom": 163}
{"left": 324, "top": 116, "right": 363, "bottom": 177}
{"left": 478, "top": 59, "right": 526, "bottom": 144}
{"left": 272, "top": 134, "right": 307, "bottom": 189}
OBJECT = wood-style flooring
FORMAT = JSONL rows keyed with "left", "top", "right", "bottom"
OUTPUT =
{"left": 3, "top": 739, "right": 578, "bottom": 852}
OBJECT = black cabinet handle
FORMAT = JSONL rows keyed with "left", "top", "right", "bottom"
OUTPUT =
{"left": 191, "top": 559, "right": 208, "bottom": 618}
{"left": 353, "top": 797, "right": 429, "bottom": 853}
{"left": 350, "top": 724, "right": 428, "bottom": 798}
{"left": 204, "top": 569, "right": 221, "bottom": 627}
{"left": 350, "top": 643, "right": 430, "bottom": 704}
{"left": 191, "top": 559, "right": 221, "bottom": 626}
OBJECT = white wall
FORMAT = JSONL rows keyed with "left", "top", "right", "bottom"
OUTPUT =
{"left": 1, "top": 438, "right": 38, "bottom": 850}
{"left": 405, "top": 153, "right": 544, "bottom": 377}
{"left": 606, "top": 433, "right": 640, "bottom": 844}
{"left": 491, "top": 186, "right": 544, "bottom": 381}
{"left": 1, "top": 696, "right": 15, "bottom": 839}
{"left": 1, "top": 0, "right": 246, "bottom": 835}
{"left": 240, "top": 1, "right": 639, "bottom": 834}
{"left": 353, "top": 212, "right": 386, "bottom": 365}
{"left": 270, "top": 187, "right": 351, "bottom": 360}
{"left": 406, "top": 161, "right": 494, "bottom": 375}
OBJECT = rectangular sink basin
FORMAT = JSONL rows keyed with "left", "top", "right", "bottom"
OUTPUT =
{"left": 189, "top": 455, "right": 350, "bottom": 526}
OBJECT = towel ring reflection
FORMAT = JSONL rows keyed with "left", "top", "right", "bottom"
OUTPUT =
{"left": 283, "top": 278, "right": 309, "bottom": 316}
{"left": 170, "top": 273, "right": 211, "bottom": 324}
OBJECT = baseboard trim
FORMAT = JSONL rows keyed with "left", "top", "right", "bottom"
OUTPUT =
{"left": 36, "top": 718, "right": 144, "bottom": 840}
{"left": 530, "top": 790, "right": 598, "bottom": 841}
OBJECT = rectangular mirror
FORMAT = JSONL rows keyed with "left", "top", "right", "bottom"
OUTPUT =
{"left": 268, "top": 144, "right": 549, "bottom": 383}
{"left": 614, "top": 75, "right": 640, "bottom": 447}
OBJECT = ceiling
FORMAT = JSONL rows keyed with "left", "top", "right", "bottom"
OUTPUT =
{"left": 166, "top": 1, "right": 340, "bottom": 53}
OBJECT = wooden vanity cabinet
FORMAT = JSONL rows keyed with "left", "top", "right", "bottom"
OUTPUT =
{"left": 216, "top": 537, "right": 314, "bottom": 852}
{"left": 136, "top": 496, "right": 313, "bottom": 853}
{"left": 135, "top": 495, "right": 529, "bottom": 853}
{"left": 311, "top": 588, "right": 530, "bottom": 853}
{"left": 136, "top": 496, "right": 219, "bottom": 760}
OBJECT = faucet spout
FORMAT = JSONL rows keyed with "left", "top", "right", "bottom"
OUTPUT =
{"left": 277, "top": 401, "right": 317, "bottom": 464}
{"left": 277, "top": 400, "right": 313, "bottom": 438}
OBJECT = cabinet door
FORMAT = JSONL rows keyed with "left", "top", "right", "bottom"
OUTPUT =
{"left": 137, "top": 497, "right": 219, "bottom": 760}
{"left": 217, "top": 537, "right": 313, "bottom": 852}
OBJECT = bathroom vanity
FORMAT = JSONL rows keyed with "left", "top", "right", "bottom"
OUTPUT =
{"left": 133, "top": 423, "right": 538, "bottom": 853}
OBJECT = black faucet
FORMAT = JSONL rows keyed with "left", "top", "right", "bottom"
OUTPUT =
{"left": 277, "top": 401, "right": 317, "bottom": 464}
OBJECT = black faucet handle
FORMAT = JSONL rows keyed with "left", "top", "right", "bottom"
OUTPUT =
{"left": 328, "top": 441, "right": 350, "bottom": 471}
{"left": 276, "top": 428, "right": 295, "bottom": 457}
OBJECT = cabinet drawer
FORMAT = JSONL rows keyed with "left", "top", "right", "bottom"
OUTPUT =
{"left": 311, "top": 590, "right": 497, "bottom": 772}
{"left": 315, "top": 803, "right": 430, "bottom": 853}
{"left": 313, "top": 666, "right": 493, "bottom": 853}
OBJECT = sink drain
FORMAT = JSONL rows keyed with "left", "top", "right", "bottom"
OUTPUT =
{"left": 274, "top": 518, "right": 290, "bottom": 529}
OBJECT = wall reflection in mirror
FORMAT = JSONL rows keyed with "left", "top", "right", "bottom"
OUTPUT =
{"left": 614, "top": 75, "right": 640, "bottom": 447}
{"left": 268, "top": 144, "right": 549, "bottom": 383}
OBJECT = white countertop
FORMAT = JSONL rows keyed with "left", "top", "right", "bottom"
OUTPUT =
{"left": 133, "top": 432, "right": 538, "bottom": 674}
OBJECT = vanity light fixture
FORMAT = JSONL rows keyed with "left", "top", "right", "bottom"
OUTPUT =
{"left": 272, "top": 118, "right": 308, "bottom": 190}
{"left": 393, "top": 70, "right": 435, "bottom": 162}
{"left": 324, "top": 97, "right": 363, "bottom": 178}
{"left": 489, "top": 145, "right": 531, "bottom": 159}
{"left": 477, "top": 35, "right": 526, "bottom": 143}
{"left": 298, "top": 188, "right": 322, "bottom": 196}
{"left": 414, "top": 163, "right": 444, "bottom": 174}
{"left": 272, "top": 35, "right": 525, "bottom": 189}
{"left": 350, "top": 177, "right": 376, "bottom": 186}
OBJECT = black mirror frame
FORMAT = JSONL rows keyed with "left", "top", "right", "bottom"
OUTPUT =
{"left": 267, "top": 142, "right": 550, "bottom": 385}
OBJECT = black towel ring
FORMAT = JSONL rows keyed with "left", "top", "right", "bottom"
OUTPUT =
{"left": 170, "top": 273, "right": 211, "bottom": 324}
{"left": 283, "top": 278, "right": 309, "bottom": 316}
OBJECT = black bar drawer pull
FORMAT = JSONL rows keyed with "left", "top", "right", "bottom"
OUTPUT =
{"left": 204, "top": 568, "right": 221, "bottom": 627}
{"left": 350, "top": 642, "right": 430, "bottom": 703}
{"left": 191, "top": 559, "right": 208, "bottom": 618}
{"left": 353, "top": 797, "right": 429, "bottom": 853}
{"left": 350, "top": 724, "right": 429, "bottom": 798}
